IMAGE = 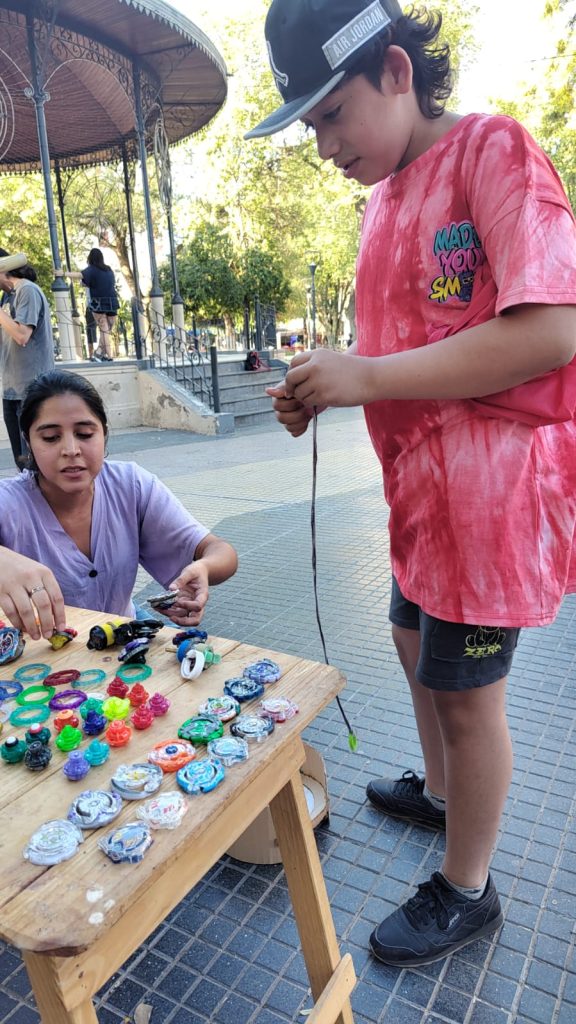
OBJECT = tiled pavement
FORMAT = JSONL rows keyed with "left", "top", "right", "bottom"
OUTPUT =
{"left": 1, "top": 408, "right": 575, "bottom": 1024}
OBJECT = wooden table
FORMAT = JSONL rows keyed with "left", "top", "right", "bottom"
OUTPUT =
{"left": 0, "top": 607, "right": 355, "bottom": 1024}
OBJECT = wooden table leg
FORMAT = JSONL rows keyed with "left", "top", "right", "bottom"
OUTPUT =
{"left": 23, "top": 952, "right": 99, "bottom": 1024}
{"left": 270, "top": 765, "right": 355, "bottom": 1024}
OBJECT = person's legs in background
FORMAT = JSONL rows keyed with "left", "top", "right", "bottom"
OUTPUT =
{"left": 3, "top": 397, "right": 24, "bottom": 469}
{"left": 107, "top": 315, "right": 118, "bottom": 359}
{"left": 94, "top": 312, "right": 113, "bottom": 360}
{"left": 85, "top": 306, "right": 97, "bottom": 360}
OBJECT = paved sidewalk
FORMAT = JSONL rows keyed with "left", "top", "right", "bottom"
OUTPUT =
{"left": 1, "top": 409, "right": 575, "bottom": 1024}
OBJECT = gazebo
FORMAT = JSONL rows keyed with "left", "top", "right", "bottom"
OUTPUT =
{"left": 0, "top": 0, "right": 228, "bottom": 358}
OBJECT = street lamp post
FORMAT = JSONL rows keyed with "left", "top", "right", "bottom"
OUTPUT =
{"left": 309, "top": 262, "right": 317, "bottom": 349}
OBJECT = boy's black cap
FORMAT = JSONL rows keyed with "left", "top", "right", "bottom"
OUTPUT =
{"left": 245, "top": 0, "right": 403, "bottom": 139}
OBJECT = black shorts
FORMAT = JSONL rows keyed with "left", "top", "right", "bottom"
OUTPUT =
{"left": 389, "top": 578, "right": 520, "bottom": 691}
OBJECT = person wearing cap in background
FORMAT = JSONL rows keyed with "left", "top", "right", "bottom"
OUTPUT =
{"left": 0, "top": 250, "right": 54, "bottom": 469}
{"left": 247, "top": 1, "right": 576, "bottom": 967}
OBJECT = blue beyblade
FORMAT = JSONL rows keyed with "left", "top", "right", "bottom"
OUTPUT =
{"left": 223, "top": 677, "right": 265, "bottom": 702}
{"left": 243, "top": 659, "right": 281, "bottom": 684}
{"left": 0, "top": 627, "right": 25, "bottom": 666}
{"left": 98, "top": 822, "right": 153, "bottom": 863}
{"left": 207, "top": 736, "right": 249, "bottom": 767}
{"left": 176, "top": 756, "right": 225, "bottom": 794}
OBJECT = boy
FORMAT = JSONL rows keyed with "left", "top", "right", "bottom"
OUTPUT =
{"left": 246, "top": 0, "right": 576, "bottom": 966}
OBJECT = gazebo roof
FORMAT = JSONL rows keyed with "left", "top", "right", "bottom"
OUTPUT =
{"left": 0, "top": 0, "right": 228, "bottom": 173}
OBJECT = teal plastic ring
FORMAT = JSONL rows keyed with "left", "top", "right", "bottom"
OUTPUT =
{"left": 10, "top": 705, "right": 51, "bottom": 727}
{"left": 116, "top": 664, "right": 152, "bottom": 683}
{"left": 13, "top": 663, "right": 51, "bottom": 683}
{"left": 16, "top": 684, "right": 55, "bottom": 706}
{"left": 76, "top": 669, "right": 107, "bottom": 687}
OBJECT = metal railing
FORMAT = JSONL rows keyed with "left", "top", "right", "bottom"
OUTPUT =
{"left": 137, "top": 301, "right": 218, "bottom": 411}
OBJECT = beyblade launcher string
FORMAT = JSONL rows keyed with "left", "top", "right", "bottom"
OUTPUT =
{"left": 311, "top": 410, "right": 357, "bottom": 752}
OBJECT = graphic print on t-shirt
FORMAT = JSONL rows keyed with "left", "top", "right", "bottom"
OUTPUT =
{"left": 429, "top": 220, "right": 485, "bottom": 304}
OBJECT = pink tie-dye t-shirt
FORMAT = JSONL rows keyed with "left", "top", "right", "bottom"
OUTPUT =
{"left": 356, "top": 113, "right": 576, "bottom": 627}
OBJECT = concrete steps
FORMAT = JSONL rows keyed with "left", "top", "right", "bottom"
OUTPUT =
{"left": 166, "top": 354, "right": 287, "bottom": 428}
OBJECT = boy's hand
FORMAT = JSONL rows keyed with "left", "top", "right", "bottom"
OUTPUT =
{"left": 266, "top": 383, "right": 314, "bottom": 437}
{"left": 283, "top": 350, "right": 370, "bottom": 408}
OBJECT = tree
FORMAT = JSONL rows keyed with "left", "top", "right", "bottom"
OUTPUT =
{"left": 492, "top": 1, "right": 576, "bottom": 209}
{"left": 64, "top": 163, "right": 164, "bottom": 297}
{"left": 160, "top": 222, "right": 291, "bottom": 334}
{"left": 161, "top": 223, "right": 241, "bottom": 325}
{"left": 0, "top": 175, "right": 56, "bottom": 297}
{"left": 240, "top": 248, "right": 291, "bottom": 312}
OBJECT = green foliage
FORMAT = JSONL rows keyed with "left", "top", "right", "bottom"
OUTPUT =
{"left": 161, "top": 223, "right": 240, "bottom": 318}
{"left": 492, "top": 1, "right": 576, "bottom": 209}
{"left": 0, "top": 175, "right": 55, "bottom": 297}
{"left": 159, "top": 222, "right": 291, "bottom": 322}
{"left": 241, "top": 248, "right": 291, "bottom": 311}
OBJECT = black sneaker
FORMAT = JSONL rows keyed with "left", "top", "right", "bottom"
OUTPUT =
{"left": 370, "top": 872, "right": 503, "bottom": 967}
{"left": 366, "top": 770, "right": 446, "bottom": 829}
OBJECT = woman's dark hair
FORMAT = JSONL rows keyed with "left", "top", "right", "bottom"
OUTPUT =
{"left": 9, "top": 265, "right": 37, "bottom": 282}
{"left": 0, "top": 248, "right": 38, "bottom": 282}
{"left": 87, "top": 247, "right": 111, "bottom": 272}
{"left": 345, "top": 7, "right": 452, "bottom": 119}
{"left": 20, "top": 370, "right": 108, "bottom": 441}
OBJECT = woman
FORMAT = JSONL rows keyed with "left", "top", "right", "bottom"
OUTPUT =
{"left": 0, "top": 370, "right": 238, "bottom": 641}
{"left": 80, "top": 248, "right": 119, "bottom": 361}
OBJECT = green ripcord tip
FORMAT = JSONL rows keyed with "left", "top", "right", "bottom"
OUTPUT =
{"left": 348, "top": 732, "right": 358, "bottom": 753}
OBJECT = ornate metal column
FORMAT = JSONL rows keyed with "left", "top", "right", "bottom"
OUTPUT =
{"left": 154, "top": 114, "right": 185, "bottom": 346}
{"left": 54, "top": 163, "right": 78, "bottom": 318}
{"left": 25, "top": 4, "right": 76, "bottom": 361}
{"left": 133, "top": 64, "right": 165, "bottom": 358}
{"left": 121, "top": 143, "right": 145, "bottom": 358}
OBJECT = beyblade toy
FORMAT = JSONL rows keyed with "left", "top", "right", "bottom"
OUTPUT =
{"left": 176, "top": 756, "right": 225, "bottom": 794}
{"left": 0, "top": 627, "right": 25, "bottom": 665}
{"left": 230, "top": 714, "right": 275, "bottom": 743}
{"left": 148, "top": 739, "right": 196, "bottom": 773}
{"left": 98, "top": 822, "right": 153, "bottom": 863}
{"left": 136, "top": 791, "right": 188, "bottom": 830}
{"left": 24, "top": 819, "right": 84, "bottom": 865}
{"left": 223, "top": 677, "right": 265, "bottom": 702}
{"left": 259, "top": 697, "right": 299, "bottom": 723}
{"left": 243, "top": 659, "right": 281, "bottom": 685}
{"left": 177, "top": 715, "right": 223, "bottom": 745}
{"left": 198, "top": 695, "right": 240, "bottom": 723}
{"left": 110, "top": 762, "right": 164, "bottom": 799}
{"left": 207, "top": 736, "right": 249, "bottom": 767}
{"left": 68, "top": 790, "right": 123, "bottom": 829}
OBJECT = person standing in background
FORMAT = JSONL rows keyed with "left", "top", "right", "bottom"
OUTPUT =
{"left": 0, "top": 249, "right": 54, "bottom": 469}
{"left": 72, "top": 248, "right": 119, "bottom": 362}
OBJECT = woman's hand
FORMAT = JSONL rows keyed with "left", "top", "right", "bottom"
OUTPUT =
{"left": 0, "top": 547, "right": 67, "bottom": 640}
{"left": 166, "top": 560, "right": 210, "bottom": 626}
{"left": 166, "top": 534, "right": 238, "bottom": 626}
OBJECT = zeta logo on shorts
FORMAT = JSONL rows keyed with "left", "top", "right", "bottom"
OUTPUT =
{"left": 464, "top": 626, "right": 506, "bottom": 659}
